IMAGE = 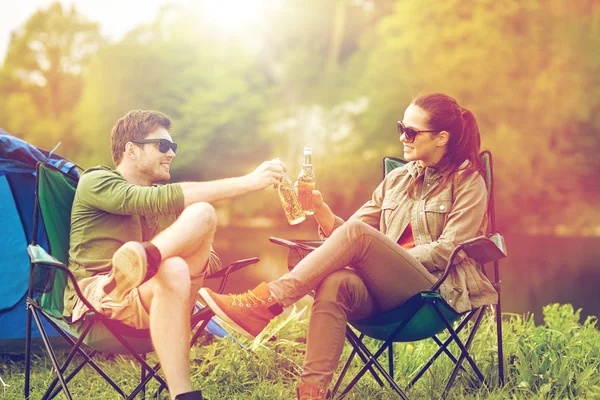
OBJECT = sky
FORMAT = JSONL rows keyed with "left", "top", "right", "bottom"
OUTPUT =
{"left": 0, "top": 0, "right": 173, "bottom": 64}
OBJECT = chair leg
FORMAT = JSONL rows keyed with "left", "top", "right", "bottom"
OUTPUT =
{"left": 30, "top": 307, "right": 74, "bottom": 400}
{"left": 141, "top": 354, "right": 147, "bottom": 400}
{"left": 407, "top": 311, "right": 478, "bottom": 390}
{"left": 47, "top": 351, "right": 99, "bottom": 400}
{"left": 24, "top": 303, "right": 33, "bottom": 400}
{"left": 102, "top": 323, "right": 168, "bottom": 399}
{"left": 45, "top": 323, "right": 96, "bottom": 399}
{"left": 331, "top": 346, "right": 358, "bottom": 399}
{"left": 40, "top": 313, "right": 128, "bottom": 399}
{"left": 190, "top": 315, "right": 213, "bottom": 348}
{"left": 346, "top": 332, "right": 385, "bottom": 387}
{"left": 131, "top": 311, "right": 215, "bottom": 399}
{"left": 331, "top": 332, "right": 384, "bottom": 399}
{"left": 388, "top": 343, "right": 394, "bottom": 380}
{"left": 337, "top": 307, "right": 424, "bottom": 399}
{"left": 495, "top": 301, "right": 505, "bottom": 386}
{"left": 337, "top": 329, "right": 408, "bottom": 400}
{"left": 435, "top": 305, "right": 486, "bottom": 399}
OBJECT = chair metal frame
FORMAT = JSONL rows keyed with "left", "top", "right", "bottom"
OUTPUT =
{"left": 270, "top": 151, "right": 506, "bottom": 400}
{"left": 24, "top": 161, "right": 259, "bottom": 399}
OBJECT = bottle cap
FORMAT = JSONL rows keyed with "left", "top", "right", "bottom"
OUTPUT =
{"left": 303, "top": 147, "right": 312, "bottom": 154}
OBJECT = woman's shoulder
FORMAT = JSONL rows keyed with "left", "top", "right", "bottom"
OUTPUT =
{"left": 455, "top": 166, "right": 487, "bottom": 193}
{"left": 387, "top": 160, "right": 418, "bottom": 178}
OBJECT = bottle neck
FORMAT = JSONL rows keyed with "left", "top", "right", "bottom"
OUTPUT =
{"left": 303, "top": 154, "right": 312, "bottom": 166}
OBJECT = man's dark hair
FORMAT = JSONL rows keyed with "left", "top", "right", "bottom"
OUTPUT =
{"left": 111, "top": 110, "right": 172, "bottom": 166}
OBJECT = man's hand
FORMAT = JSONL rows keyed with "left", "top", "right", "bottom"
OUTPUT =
{"left": 247, "top": 158, "right": 287, "bottom": 191}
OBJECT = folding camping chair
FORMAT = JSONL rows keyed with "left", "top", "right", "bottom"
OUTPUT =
{"left": 269, "top": 151, "right": 507, "bottom": 399}
{"left": 24, "top": 162, "right": 259, "bottom": 400}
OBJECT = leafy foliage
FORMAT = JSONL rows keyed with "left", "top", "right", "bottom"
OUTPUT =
{"left": 1, "top": 0, "right": 599, "bottom": 230}
{"left": 1, "top": 303, "right": 599, "bottom": 399}
{"left": 0, "top": 2, "right": 103, "bottom": 153}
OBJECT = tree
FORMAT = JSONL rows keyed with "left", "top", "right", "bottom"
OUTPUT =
{"left": 75, "top": 5, "right": 271, "bottom": 179}
{"left": 347, "top": 0, "right": 600, "bottom": 231}
{"left": 0, "top": 1, "right": 103, "bottom": 155}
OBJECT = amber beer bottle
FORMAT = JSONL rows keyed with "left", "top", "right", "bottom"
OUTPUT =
{"left": 278, "top": 173, "right": 306, "bottom": 225}
{"left": 296, "top": 147, "right": 316, "bottom": 215}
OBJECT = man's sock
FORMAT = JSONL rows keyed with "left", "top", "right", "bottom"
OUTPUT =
{"left": 175, "top": 390, "right": 203, "bottom": 400}
{"left": 141, "top": 242, "right": 161, "bottom": 279}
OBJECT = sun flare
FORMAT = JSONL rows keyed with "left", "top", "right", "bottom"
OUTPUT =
{"left": 197, "top": 0, "right": 282, "bottom": 34}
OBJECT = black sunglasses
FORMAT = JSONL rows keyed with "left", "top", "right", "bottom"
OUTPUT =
{"left": 397, "top": 121, "right": 438, "bottom": 143}
{"left": 132, "top": 139, "right": 178, "bottom": 154}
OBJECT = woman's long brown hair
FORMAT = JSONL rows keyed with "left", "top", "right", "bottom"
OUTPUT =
{"left": 407, "top": 93, "right": 483, "bottom": 198}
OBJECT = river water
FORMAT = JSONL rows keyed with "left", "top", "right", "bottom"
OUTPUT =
{"left": 209, "top": 224, "right": 600, "bottom": 325}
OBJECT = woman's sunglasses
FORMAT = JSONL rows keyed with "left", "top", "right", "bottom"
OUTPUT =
{"left": 397, "top": 121, "right": 438, "bottom": 143}
{"left": 132, "top": 139, "right": 178, "bottom": 154}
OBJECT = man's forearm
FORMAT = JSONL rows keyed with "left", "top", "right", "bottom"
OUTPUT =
{"left": 180, "top": 176, "right": 257, "bottom": 206}
{"left": 178, "top": 158, "right": 285, "bottom": 206}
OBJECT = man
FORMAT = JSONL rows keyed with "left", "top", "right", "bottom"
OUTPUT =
{"left": 65, "top": 110, "right": 285, "bottom": 400}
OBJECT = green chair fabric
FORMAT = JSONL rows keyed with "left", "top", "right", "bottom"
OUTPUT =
{"left": 350, "top": 291, "right": 461, "bottom": 343}
{"left": 36, "top": 161, "right": 76, "bottom": 317}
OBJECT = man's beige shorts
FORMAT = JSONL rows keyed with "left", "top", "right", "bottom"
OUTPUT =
{"left": 71, "top": 272, "right": 207, "bottom": 330}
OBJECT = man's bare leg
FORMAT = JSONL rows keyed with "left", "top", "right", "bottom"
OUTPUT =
{"left": 137, "top": 202, "right": 217, "bottom": 398}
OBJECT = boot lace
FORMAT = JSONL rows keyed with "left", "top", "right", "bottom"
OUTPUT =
{"left": 230, "top": 291, "right": 270, "bottom": 308}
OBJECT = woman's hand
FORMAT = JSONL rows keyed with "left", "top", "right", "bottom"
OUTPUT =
{"left": 312, "top": 190, "right": 336, "bottom": 236}
{"left": 312, "top": 189, "right": 325, "bottom": 210}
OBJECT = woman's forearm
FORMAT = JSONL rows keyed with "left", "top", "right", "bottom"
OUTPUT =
{"left": 314, "top": 202, "right": 336, "bottom": 237}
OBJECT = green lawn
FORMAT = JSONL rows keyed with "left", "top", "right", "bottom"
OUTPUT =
{"left": 1, "top": 304, "right": 599, "bottom": 399}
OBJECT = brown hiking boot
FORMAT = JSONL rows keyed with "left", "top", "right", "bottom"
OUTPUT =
{"left": 199, "top": 282, "right": 283, "bottom": 338}
{"left": 104, "top": 242, "right": 148, "bottom": 302}
{"left": 296, "top": 383, "right": 330, "bottom": 400}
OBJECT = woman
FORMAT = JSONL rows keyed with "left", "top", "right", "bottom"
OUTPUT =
{"left": 200, "top": 93, "right": 498, "bottom": 400}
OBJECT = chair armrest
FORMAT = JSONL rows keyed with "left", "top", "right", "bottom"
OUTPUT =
{"left": 27, "top": 244, "right": 100, "bottom": 315}
{"left": 269, "top": 237, "right": 323, "bottom": 252}
{"left": 207, "top": 257, "right": 260, "bottom": 294}
{"left": 430, "top": 233, "right": 507, "bottom": 292}
{"left": 460, "top": 233, "right": 507, "bottom": 265}
{"left": 27, "top": 244, "right": 66, "bottom": 268}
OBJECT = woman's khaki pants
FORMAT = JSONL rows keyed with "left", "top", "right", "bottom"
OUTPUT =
{"left": 268, "top": 219, "right": 438, "bottom": 388}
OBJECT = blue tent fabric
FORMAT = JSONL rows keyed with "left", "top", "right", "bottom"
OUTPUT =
{"left": 0, "top": 130, "right": 79, "bottom": 353}
{"left": 0, "top": 175, "right": 30, "bottom": 311}
{"left": 0, "top": 132, "right": 77, "bottom": 177}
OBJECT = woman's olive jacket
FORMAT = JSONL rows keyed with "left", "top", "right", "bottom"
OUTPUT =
{"left": 320, "top": 160, "right": 498, "bottom": 313}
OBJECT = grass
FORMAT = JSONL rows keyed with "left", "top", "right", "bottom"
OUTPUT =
{"left": 1, "top": 303, "right": 599, "bottom": 399}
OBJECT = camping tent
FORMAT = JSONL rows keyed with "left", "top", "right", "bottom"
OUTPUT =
{"left": 0, "top": 130, "right": 79, "bottom": 353}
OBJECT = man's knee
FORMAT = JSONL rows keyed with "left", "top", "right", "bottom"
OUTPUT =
{"left": 155, "top": 257, "right": 191, "bottom": 295}
{"left": 181, "top": 202, "right": 217, "bottom": 231}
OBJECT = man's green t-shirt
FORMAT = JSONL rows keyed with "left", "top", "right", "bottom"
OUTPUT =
{"left": 64, "top": 166, "right": 185, "bottom": 316}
